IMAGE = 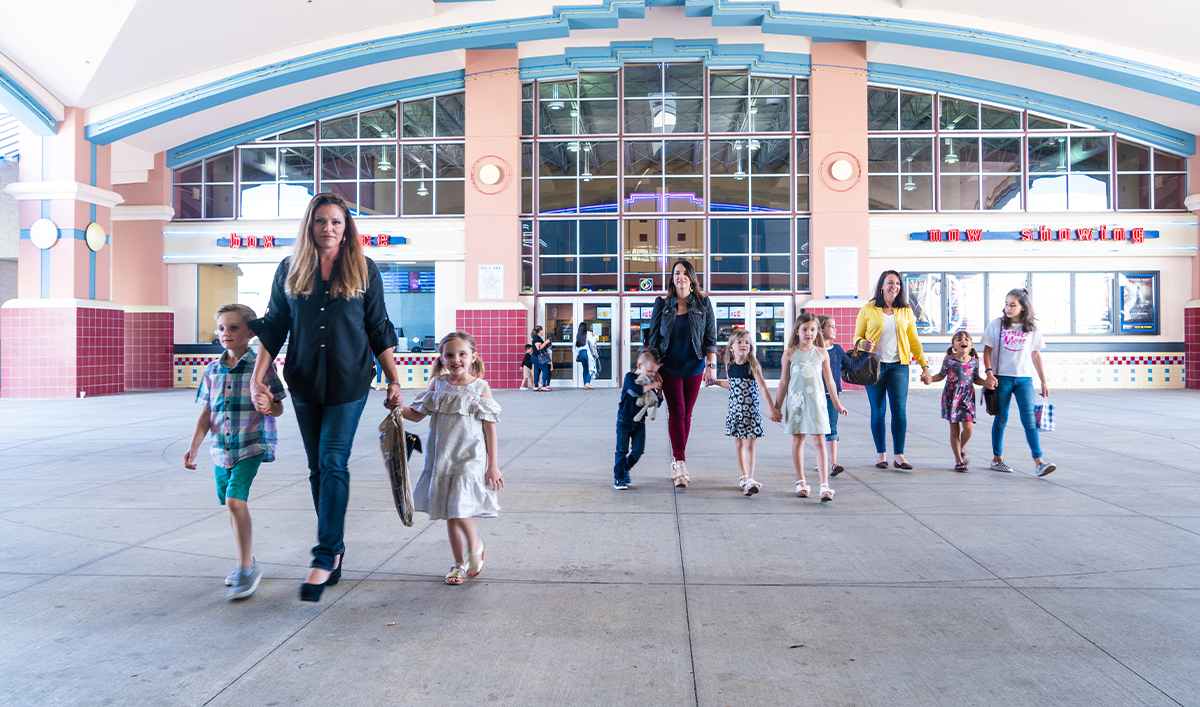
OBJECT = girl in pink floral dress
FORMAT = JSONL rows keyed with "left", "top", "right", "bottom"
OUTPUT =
{"left": 928, "top": 331, "right": 986, "bottom": 471}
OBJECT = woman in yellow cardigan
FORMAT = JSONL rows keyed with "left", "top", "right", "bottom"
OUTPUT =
{"left": 854, "top": 271, "right": 932, "bottom": 470}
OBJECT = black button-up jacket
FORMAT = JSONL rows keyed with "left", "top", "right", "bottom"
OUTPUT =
{"left": 250, "top": 256, "right": 398, "bottom": 405}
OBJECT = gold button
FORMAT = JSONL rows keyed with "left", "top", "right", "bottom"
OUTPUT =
{"left": 320, "top": 325, "right": 325, "bottom": 329}
{"left": 320, "top": 307, "right": 325, "bottom": 311}
{"left": 321, "top": 344, "right": 325, "bottom": 348}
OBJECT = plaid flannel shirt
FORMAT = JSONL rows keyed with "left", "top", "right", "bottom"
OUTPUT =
{"left": 196, "top": 349, "right": 286, "bottom": 468}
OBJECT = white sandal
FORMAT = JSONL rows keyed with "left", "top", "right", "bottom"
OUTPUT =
{"left": 820, "top": 484, "right": 835, "bottom": 502}
{"left": 466, "top": 543, "right": 486, "bottom": 578}
{"left": 445, "top": 563, "right": 466, "bottom": 585}
{"left": 743, "top": 478, "right": 761, "bottom": 497}
{"left": 795, "top": 479, "right": 810, "bottom": 498}
{"left": 672, "top": 461, "right": 689, "bottom": 488}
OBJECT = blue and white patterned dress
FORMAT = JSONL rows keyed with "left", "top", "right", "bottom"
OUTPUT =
{"left": 725, "top": 361, "right": 764, "bottom": 439}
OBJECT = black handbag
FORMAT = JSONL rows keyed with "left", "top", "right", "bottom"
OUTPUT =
{"left": 982, "top": 337, "right": 1000, "bottom": 415}
{"left": 841, "top": 341, "right": 881, "bottom": 387}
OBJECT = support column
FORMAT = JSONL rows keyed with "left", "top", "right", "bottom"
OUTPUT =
{"left": 458, "top": 49, "right": 525, "bottom": 388}
{"left": 0, "top": 108, "right": 125, "bottom": 398}
{"left": 113, "top": 151, "right": 174, "bottom": 390}
{"left": 1184, "top": 165, "right": 1200, "bottom": 387}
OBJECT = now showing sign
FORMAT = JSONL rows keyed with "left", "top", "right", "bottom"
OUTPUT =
{"left": 909, "top": 226, "right": 1157, "bottom": 243}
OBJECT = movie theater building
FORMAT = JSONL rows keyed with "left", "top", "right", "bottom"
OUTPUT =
{"left": 2, "top": 1, "right": 1199, "bottom": 396}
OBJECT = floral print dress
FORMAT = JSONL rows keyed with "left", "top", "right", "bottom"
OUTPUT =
{"left": 939, "top": 355, "right": 980, "bottom": 423}
{"left": 783, "top": 347, "right": 830, "bottom": 435}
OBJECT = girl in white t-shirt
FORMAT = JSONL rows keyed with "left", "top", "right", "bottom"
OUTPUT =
{"left": 981, "top": 289, "right": 1056, "bottom": 477}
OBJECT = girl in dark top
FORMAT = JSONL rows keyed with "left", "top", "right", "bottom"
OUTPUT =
{"left": 645, "top": 259, "right": 717, "bottom": 488}
{"left": 530, "top": 326, "right": 552, "bottom": 391}
{"left": 709, "top": 329, "right": 780, "bottom": 496}
{"left": 250, "top": 193, "right": 403, "bottom": 602}
{"left": 818, "top": 315, "right": 869, "bottom": 476}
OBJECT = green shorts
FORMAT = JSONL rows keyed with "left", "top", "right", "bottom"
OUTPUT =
{"left": 214, "top": 454, "right": 263, "bottom": 505}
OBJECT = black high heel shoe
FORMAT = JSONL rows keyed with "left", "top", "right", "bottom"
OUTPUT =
{"left": 299, "top": 581, "right": 325, "bottom": 602}
{"left": 326, "top": 551, "right": 344, "bottom": 587}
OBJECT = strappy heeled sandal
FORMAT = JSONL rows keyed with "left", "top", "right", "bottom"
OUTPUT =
{"left": 466, "top": 543, "right": 486, "bottom": 578}
{"left": 795, "top": 479, "right": 810, "bottom": 498}
{"left": 672, "top": 461, "right": 689, "bottom": 488}
{"left": 820, "top": 484, "right": 835, "bottom": 502}
{"left": 445, "top": 563, "right": 466, "bottom": 585}
{"left": 738, "top": 475, "right": 748, "bottom": 491}
{"left": 743, "top": 478, "right": 761, "bottom": 497}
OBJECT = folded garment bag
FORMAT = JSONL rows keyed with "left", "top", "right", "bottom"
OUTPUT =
{"left": 1034, "top": 400, "right": 1054, "bottom": 432}
{"left": 379, "top": 408, "right": 418, "bottom": 526}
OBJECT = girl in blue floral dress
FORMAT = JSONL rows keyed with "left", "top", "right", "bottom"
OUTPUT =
{"left": 928, "top": 330, "right": 987, "bottom": 471}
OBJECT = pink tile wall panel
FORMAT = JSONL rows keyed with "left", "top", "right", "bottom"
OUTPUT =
{"left": 124, "top": 311, "right": 174, "bottom": 390}
{"left": 1186, "top": 308, "right": 1200, "bottom": 390}
{"left": 455, "top": 309, "right": 527, "bottom": 390}
{"left": 1, "top": 306, "right": 124, "bottom": 398}
{"left": 77, "top": 308, "right": 125, "bottom": 397}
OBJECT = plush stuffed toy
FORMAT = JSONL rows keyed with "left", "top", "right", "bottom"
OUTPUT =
{"left": 632, "top": 373, "right": 662, "bottom": 422}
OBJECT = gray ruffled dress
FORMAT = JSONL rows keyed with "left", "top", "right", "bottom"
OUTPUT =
{"left": 411, "top": 376, "right": 502, "bottom": 520}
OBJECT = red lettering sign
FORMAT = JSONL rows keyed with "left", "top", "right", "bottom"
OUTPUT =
{"left": 229, "top": 233, "right": 241, "bottom": 248}
{"left": 377, "top": 233, "right": 389, "bottom": 246}
{"left": 1076, "top": 228, "right": 1093, "bottom": 241}
{"left": 1131, "top": 227, "right": 1144, "bottom": 244}
{"left": 1098, "top": 225, "right": 1107, "bottom": 241}
{"left": 966, "top": 229, "right": 982, "bottom": 242}
{"left": 1038, "top": 226, "right": 1052, "bottom": 242}
{"left": 1020, "top": 229, "right": 1034, "bottom": 241}
{"left": 1057, "top": 228, "right": 1070, "bottom": 241}
{"left": 263, "top": 235, "right": 274, "bottom": 248}
{"left": 947, "top": 228, "right": 960, "bottom": 242}
{"left": 927, "top": 229, "right": 942, "bottom": 242}
{"left": 359, "top": 234, "right": 371, "bottom": 246}
{"left": 1112, "top": 227, "right": 1126, "bottom": 241}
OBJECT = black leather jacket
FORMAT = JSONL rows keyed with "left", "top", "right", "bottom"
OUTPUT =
{"left": 646, "top": 293, "right": 717, "bottom": 361}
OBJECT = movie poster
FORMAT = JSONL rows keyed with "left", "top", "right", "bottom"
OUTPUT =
{"left": 1119, "top": 273, "right": 1158, "bottom": 334}
{"left": 904, "top": 274, "right": 942, "bottom": 334}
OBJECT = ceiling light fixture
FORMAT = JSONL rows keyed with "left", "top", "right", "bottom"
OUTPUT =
{"left": 943, "top": 138, "right": 959, "bottom": 164}
{"left": 903, "top": 156, "right": 916, "bottom": 192}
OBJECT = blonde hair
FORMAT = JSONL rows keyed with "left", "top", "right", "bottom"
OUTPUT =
{"left": 430, "top": 331, "right": 486, "bottom": 379}
{"left": 214, "top": 303, "right": 256, "bottom": 325}
{"left": 723, "top": 328, "right": 762, "bottom": 376}
{"left": 787, "top": 312, "right": 826, "bottom": 352}
{"left": 285, "top": 193, "right": 369, "bottom": 300}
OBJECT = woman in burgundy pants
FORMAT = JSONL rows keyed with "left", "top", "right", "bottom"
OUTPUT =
{"left": 646, "top": 260, "right": 717, "bottom": 488}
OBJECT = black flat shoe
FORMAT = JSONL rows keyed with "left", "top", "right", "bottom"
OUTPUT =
{"left": 299, "top": 582, "right": 325, "bottom": 602}
{"left": 326, "top": 551, "right": 344, "bottom": 587}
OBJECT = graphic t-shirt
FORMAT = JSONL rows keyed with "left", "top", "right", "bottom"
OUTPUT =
{"left": 981, "top": 319, "right": 1045, "bottom": 378}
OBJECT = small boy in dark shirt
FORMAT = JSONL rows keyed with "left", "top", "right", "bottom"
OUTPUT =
{"left": 520, "top": 344, "right": 534, "bottom": 390}
{"left": 614, "top": 347, "right": 663, "bottom": 490}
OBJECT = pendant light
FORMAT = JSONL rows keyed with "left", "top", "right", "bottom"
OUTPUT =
{"left": 903, "top": 156, "right": 916, "bottom": 191}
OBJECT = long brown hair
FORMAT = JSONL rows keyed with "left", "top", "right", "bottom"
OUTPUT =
{"left": 787, "top": 312, "right": 826, "bottom": 352}
{"left": 667, "top": 259, "right": 706, "bottom": 304}
{"left": 286, "top": 193, "right": 369, "bottom": 299}
{"left": 871, "top": 270, "right": 908, "bottom": 309}
{"left": 430, "top": 331, "right": 486, "bottom": 379}
{"left": 1001, "top": 288, "right": 1037, "bottom": 332}
{"left": 723, "top": 328, "right": 762, "bottom": 376}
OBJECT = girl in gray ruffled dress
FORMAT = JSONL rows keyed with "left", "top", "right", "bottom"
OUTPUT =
{"left": 402, "top": 332, "right": 503, "bottom": 585}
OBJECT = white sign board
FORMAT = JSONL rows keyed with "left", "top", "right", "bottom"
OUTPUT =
{"left": 824, "top": 247, "right": 859, "bottom": 299}
{"left": 478, "top": 264, "right": 504, "bottom": 300}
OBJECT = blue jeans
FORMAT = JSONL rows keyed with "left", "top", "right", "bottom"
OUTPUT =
{"left": 534, "top": 360, "right": 551, "bottom": 387}
{"left": 292, "top": 392, "right": 369, "bottom": 571}
{"left": 991, "top": 376, "right": 1041, "bottom": 459}
{"left": 613, "top": 416, "right": 646, "bottom": 484}
{"left": 866, "top": 362, "right": 909, "bottom": 454}
{"left": 825, "top": 395, "right": 839, "bottom": 441}
{"left": 581, "top": 356, "right": 593, "bottom": 385}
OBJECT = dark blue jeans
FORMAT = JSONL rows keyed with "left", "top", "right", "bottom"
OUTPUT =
{"left": 533, "top": 360, "right": 551, "bottom": 387}
{"left": 991, "top": 376, "right": 1041, "bottom": 459}
{"left": 866, "top": 362, "right": 909, "bottom": 455}
{"left": 613, "top": 416, "right": 646, "bottom": 484}
{"left": 292, "top": 392, "right": 369, "bottom": 571}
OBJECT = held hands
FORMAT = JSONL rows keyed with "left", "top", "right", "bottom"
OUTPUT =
{"left": 920, "top": 368, "right": 933, "bottom": 386}
{"left": 859, "top": 339, "right": 876, "bottom": 353}
{"left": 251, "top": 380, "right": 273, "bottom": 414}
{"left": 384, "top": 383, "right": 404, "bottom": 410}
{"left": 485, "top": 466, "right": 505, "bottom": 491}
{"left": 985, "top": 373, "right": 998, "bottom": 390}
{"left": 768, "top": 405, "right": 782, "bottom": 423}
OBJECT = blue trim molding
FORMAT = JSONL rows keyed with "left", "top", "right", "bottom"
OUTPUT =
{"left": 0, "top": 68, "right": 56, "bottom": 136}
{"left": 86, "top": 0, "right": 1200, "bottom": 145}
{"left": 519, "top": 38, "right": 810, "bottom": 79}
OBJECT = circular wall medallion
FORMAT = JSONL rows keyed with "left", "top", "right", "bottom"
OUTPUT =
{"left": 29, "top": 218, "right": 59, "bottom": 249}
{"left": 818, "top": 152, "right": 863, "bottom": 192}
{"left": 479, "top": 164, "right": 501, "bottom": 185}
{"left": 471, "top": 156, "right": 512, "bottom": 195}
{"left": 85, "top": 222, "right": 107, "bottom": 252}
{"left": 830, "top": 159, "right": 854, "bottom": 181}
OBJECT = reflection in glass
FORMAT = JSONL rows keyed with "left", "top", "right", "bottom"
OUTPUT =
{"left": 905, "top": 274, "right": 942, "bottom": 334}
{"left": 1118, "top": 173, "right": 1150, "bottom": 210}
{"left": 1074, "top": 272, "right": 1113, "bottom": 334}
{"left": 360, "top": 107, "right": 397, "bottom": 138}
{"left": 321, "top": 115, "right": 356, "bottom": 140}
{"left": 987, "top": 273, "right": 1029, "bottom": 323}
{"left": 940, "top": 98, "right": 979, "bottom": 131}
{"left": 1030, "top": 273, "right": 1072, "bottom": 334}
{"left": 945, "top": 273, "right": 985, "bottom": 333}
{"left": 867, "top": 88, "right": 898, "bottom": 131}
{"left": 796, "top": 218, "right": 810, "bottom": 292}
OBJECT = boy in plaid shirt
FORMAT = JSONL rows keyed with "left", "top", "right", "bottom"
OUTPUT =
{"left": 185, "top": 304, "right": 285, "bottom": 600}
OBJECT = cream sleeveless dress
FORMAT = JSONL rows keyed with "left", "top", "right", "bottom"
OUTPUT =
{"left": 410, "top": 376, "right": 502, "bottom": 520}
{"left": 783, "top": 347, "right": 831, "bottom": 435}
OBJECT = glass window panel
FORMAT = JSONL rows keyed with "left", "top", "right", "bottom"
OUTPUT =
{"left": 436, "top": 94, "right": 466, "bottom": 137}
{"left": 796, "top": 176, "right": 809, "bottom": 212}
{"left": 539, "top": 257, "right": 576, "bottom": 292}
{"left": 1067, "top": 173, "right": 1109, "bottom": 211}
{"left": 624, "top": 100, "right": 656, "bottom": 134}
{"left": 899, "top": 91, "right": 934, "bottom": 131}
{"left": 436, "top": 144, "right": 466, "bottom": 179}
{"left": 320, "top": 115, "right": 356, "bottom": 140}
{"left": 623, "top": 64, "right": 661, "bottom": 98}
{"left": 522, "top": 84, "right": 534, "bottom": 100}
{"left": 579, "top": 178, "right": 618, "bottom": 213}
{"left": 279, "top": 124, "right": 315, "bottom": 141}
{"left": 710, "top": 219, "right": 749, "bottom": 253}
{"left": 279, "top": 183, "right": 315, "bottom": 218}
{"left": 709, "top": 141, "right": 740, "bottom": 175}
{"left": 359, "top": 181, "right": 397, "bottom": 216}
{"left": 709, "top": 256, "right": 749, "bottom": 291}
{"left": 941, "top": 175, "right": 980, "bottom": 210}
{"left": 664, "top": 178, "right": 704, "bottom": 212}
{"left": 710, "top": 71, "right": 748, "bottom": 97}
{"left": 1118, "top": 273, "right": 1158, "bottom": 333}
{"left": 624, "top": 219, "right": 659, "bottom": 256}
{"left": 987, "top": 273, "right": 1029, "bottom": 324}
{"left": 980, "top": 105, "right": 1021, "bottom": 130}
{"left": 279, "top": 147, "right": 314, "bottom": 181}
{"left": 663, "top": 141, "right": 703, "bottom": 175}
{"left": 1154, "top": 173, "right": 1186, "bottom": 210}
{"left": 751, "top": 76, "right": 788, "bottom": 96}
{"left": 360, "top": 145, "right": 396, "bottom": 180}
{"left": 435, "top": 180, "right": 464, "bottom": 215}
{"left": 1027, "top": 174, "right": 1068, "bottom": 212}
{"left": 579, "top": 219, "right": 618, "bottom": 254}
{"left": 205, "top": 184, "right": 234, "bottom": 219}
{"left": 1074, "top": 272, "right": 1114, "bottom": 334}
{"left": 538, "top": 179, "right": 577, "bottom": 214}
{"left": 240, "top": 148, "right": 277, "bottom": 182}
{"left": 795, "top": 138, "right": 810, "bottom": 174}
{"left": 1028, "top": 114, "right": 1067, "bottom": 130}
{"left": 1071, "top": 136, "right": 1110, "bottom": 172}
{"left": 665, "top": 63, "right": 703, "bottom": 97}
{"left": 1117, "top": 139, "right": 1150, "bottom": 171}
{"left": 239, "top": 183, "right": 278, "bottom": 218}
{"left": 710, "top": 97, "right": 747, "bottom": 133}
{"left": 796, "top": 218, "right": 810, "bottom": 292}
{"left": 940, "top": 136, "right": 979, "bottom": 173}
{"left": 580, "top": 101, "right": 619, "bottom": 134}
{"left": 522, "top": 178, "right": 533, "bottom": 214}
{"left": 981, "top": 137, "right": 1021, "bottom": 172}
{"left": 624, "top": 141, "right": 661, "bottom": 175}
{"left": 752, "top": 219, "right": 790, "bottom": 253}
{"left": 174, "top": 185, "right": 202, "bottom": 219}
{"left": 867, "top": 88, "right": 898, "bottom": 131}
{"left": 539, "top": 80, "right": 578, "bottom": 101}
{"left": 710, "top": 177, "right": 749, "bottom": 212}
{"left": 750, "top": 95, "right": 790, "bottom": 133}
{"left": 585, "top": 141, "right": 619, "bottom": 177}
{"left": 521, "top": 220, "right": 534, "bottom": 292}
{"left": 624, "top": 260, "right": 662, "bottom": 292}
{"left": 624, "top": 177, "right": 662, "bottom": 209}
{"left": 402, "top": 145, "right": 432, "bottom": 178}
{"left": 205, "top": 153, "right": 234, "bottom": 182}
{"left": 749, "top": 176, "right": 790, "bottom": 212}
{"left": 901, "top": 137, "right": 934, "bottom": 172}
{"left": 751, "top": 257, "right": 791, "bottom": 291}
{"left": 321, "top": 146, "right": 357, "bottom": 181}
{"left": 667, "top": 220, "right": 704, "bottom": 255}
{"left": 945, "top": 273, "right": 985, "bottom": 333}
{"left": 401, "top": 181, "right": 433, "bottom": 215}
{"left": 750, "top": 139, "right": 789, "bottom": 174}
{"left": 521, "top": 143, "right": 534, "bottom": 178}
{"left": 1118, "top": 173, "right": 1151, "bottom": 209}
{"left": 940, "top": 98, "right": 979, "bottom": 131}
{"left": 901, "top": 176, "right": 934, "bottom": 211}
{"left": 360, "top": 106, "right": 397, "bottom": 138}
{"left": 579, "top": 73, "right": 617, "bottom": 99}
{"left": 671, "top": 99, "right": 704, "bottom": 133}
{"left": 1031, "top": 272, "right": 1072, "bottom": 334}
{"left": 905, "top": 274, "right": 942, "bottom": 334}
{"left": 175, "top": 163, "right": 202, "bottom": 184}
{"left": 868, "top": 175, "right": 899, "bottom": 211}
{"left": 402, "top": 99, "right": 434, "bottom": 138}
{"left": 538, "top": 220, "right": 577, "bottom": 256}
{"left": 540, "top": 101, "right": 576, "bottom": 136}
{"left": 539, "top": 142, "right": 579, "bottom": 177}
{"left": 1154, "top": 149, "right": 1186, "bottom": 173}
{"left": 868, "top": 138, "right": 898, "bottom": 174}
{"left": 325, "top": 181, "right": 356, "bottom": 210}
{"left": 982, "top": 175, "right": 1022, "bottom": 211}
{"left": 522, "top": 101, "right": 534, "bottom": 137}
{"left": 579, "top": 258, "right": 618, "bottom": 292}
{"left": 1029, "top": 137, "right": 1067, "bottom": 173}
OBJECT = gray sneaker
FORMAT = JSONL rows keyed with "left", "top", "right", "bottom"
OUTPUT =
{"left": 225, "top": 558, "right": 254, "bottom": 586}
{"left": 1036, "top": 461, "right": 1057, "bottom": 477}
{"left": 989, "top": 459, "right": 1014, "bottom": 473}
{"left": 226, "top": 565, "right": 262, "bottom": 600}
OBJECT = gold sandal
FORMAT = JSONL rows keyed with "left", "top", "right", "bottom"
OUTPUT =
{"left": 445, "top": 563, "right": 466, "bottom": 585}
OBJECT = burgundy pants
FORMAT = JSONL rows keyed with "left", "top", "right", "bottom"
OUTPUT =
{"left": 659, "top": 371, "right": 703, "bottom": 461}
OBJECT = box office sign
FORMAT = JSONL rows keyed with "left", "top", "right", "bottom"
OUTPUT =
{"left": 909, "top": 226, "right": 1157, "bottom": 243}
{"left": 216, "top": 233, "right": 408, "bottom": 248}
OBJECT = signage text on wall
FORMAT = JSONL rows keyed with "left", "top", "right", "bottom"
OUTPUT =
{"left": 909, "top": 226, "right": 1157, "bottom": 243}
{"left": 216, "top": 234, "right": 408, "bottom": 248}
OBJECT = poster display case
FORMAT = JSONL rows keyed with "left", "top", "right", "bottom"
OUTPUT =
{"left": 1118, "top": 273, "right": 1158, "bottom": 334}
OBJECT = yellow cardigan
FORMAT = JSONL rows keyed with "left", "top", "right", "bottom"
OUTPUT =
{"left": 853, "top": 302, "right": 929, "bottom": 369}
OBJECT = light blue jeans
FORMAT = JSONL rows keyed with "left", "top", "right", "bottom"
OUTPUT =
{"left": 991, "top": 376, "right": 1041, "bottom": 459}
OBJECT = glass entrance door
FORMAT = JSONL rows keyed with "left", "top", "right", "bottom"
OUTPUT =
{"left": 623, "top": 298, "right": 659, "bottom": 374}
{"left": 539, "top": 297, "right": 618, "bottom": 388}
{"left": 710, "top": 296, "right": 791, "bottom": 382}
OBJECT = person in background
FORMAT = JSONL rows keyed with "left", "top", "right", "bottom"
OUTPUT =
{"left": 576, "top": 325, "right": 600, "bottom": 389}
{"left": 817, "top": 315, "right": 869, "bottom": 477}
{"left": 531, "top": 325, "right": 552, "bottom": 391}
{"left": 520, "top": 344, "right": 534, "bottom": 390}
